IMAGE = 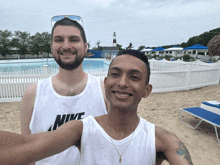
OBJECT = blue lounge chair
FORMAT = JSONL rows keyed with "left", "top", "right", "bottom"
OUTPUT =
{"left": 180, "top": 107, "right": 220, "bottom": 143}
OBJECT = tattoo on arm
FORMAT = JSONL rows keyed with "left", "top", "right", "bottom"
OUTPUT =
{"left": 176, "top": 142, "right": 193, "bottom": 165}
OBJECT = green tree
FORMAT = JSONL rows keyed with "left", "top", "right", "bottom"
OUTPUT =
{"left": 126, "top": 42, "right": 133, "bottom": 50}
{"left": 138, "top": 45, "right": 145, "bottom": 51}
{"left": 180, "top": 42, "right": 187, "bottom": 48}
{"left": 186, "top": 37, "right": 196, "bottom": 47}
{"left": 29, "top": 33, "right": 43, "bottom": 56}
{"left": 14, "top": 31, "right": 30, "bottom": 55}
{"left": 10, "top": 38, "right": 19, "bottom": 47}
{"left": 9, "top": 38, "right": 20, "bottom": 55}
{"left": 40, "top": 32, "right": 51, "bottom": 57}
{"left": 116, "top": 44, "right": 124, "bottom": 51}
{"left": 96, "top": 40, "right": 102, "bottom": 50}
{"left": 0, "top": 30, "right": 12, "bottom": 56}
{"left": 87, "top": 41, "right": 91, "bottom": 51}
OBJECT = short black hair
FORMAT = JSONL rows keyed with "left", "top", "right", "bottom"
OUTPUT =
{"left": 109, "top": 49, "right": 151, "bottom": 84}
{"left": 51, "top": 18, "right": 87, "bottom": 43}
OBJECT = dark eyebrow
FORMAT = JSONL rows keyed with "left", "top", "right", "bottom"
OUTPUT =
{"left": 130, "top": 69, "right": 142, "bottom": 74}
{"left": 109, "top": 67, "right": 121, "bottom": 71}
{"left": 53, "top": 35, "right": 80, "bottom": 39}
{"left": 110, "top": 67, "right": 142, "bottom": 74}
{"left": 69, "top": 35, "right": 80, "bottom": 39}
{"left": 53, "top": 36, "right": 62, "bottom": 39}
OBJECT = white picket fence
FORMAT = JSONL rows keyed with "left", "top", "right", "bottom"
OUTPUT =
{"left": 0, "top": 60, "right": 220, "bottom": 102}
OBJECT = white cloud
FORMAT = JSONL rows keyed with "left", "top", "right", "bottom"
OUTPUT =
{"left": 78, "top": 0, "right": 118, "bottom": 7}
{"left": 1, "top": 0, "right": 220, "bottom": 48}
{"left": 138, "top": 1, "right": 220, "bottom": 18}
{"left": 129, "top": 0, "right": 138, "bottom": 3}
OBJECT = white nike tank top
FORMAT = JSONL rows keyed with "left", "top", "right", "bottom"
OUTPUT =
{"left": 30, "top": 74, "right": 107, "bottom": 165}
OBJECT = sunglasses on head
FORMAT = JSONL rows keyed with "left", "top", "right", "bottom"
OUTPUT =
{"left": 51, "top": 15, "right": 83, "bottom": 27}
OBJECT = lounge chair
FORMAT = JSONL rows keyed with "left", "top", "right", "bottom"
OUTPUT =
{"left": 180, "top": 107, "right": 220, "bottom": 143}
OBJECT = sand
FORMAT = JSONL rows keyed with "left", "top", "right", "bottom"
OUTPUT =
{"left": 0, "top": 85, "right": 220, "bottom": 165}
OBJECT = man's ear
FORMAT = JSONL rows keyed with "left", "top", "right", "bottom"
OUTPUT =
{"left": 84, "top": 42, "right": 88, "bottom": 53}
{"left": 143, "top": 84, "right": 152, "bottom": 98}
{"left": 51, "top": 43, "right": 53, "bottom": 54}
{"left": 104, "top": 77, "right": 107, "bottom": 90}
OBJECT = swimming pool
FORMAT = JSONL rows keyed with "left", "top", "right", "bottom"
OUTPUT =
{"left": 0, "top": 58, "right": 110, "bottom": 74}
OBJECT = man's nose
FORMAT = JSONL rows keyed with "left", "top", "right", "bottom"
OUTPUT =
{"left": 118, "top": 75, "right": 128, "bottom": 88}
{"left": 62, "top": 40, "right": 71, "bottom": 50}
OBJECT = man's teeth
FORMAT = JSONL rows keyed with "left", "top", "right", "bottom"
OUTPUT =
{"left": 113, "top": 91, "right": 132, "bottom": 96}
{"left": 117, "top": 93, "right": 129, "bottom": 96}
{"left": 60, "top": 52, "right": 76, "bottom": 55}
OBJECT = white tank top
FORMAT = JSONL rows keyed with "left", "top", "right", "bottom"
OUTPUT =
{"left": 30, "top": 74, "right": 107, "bottom": 165}
{"left": 80, "top": 115, "right": 156, "bottom": 165}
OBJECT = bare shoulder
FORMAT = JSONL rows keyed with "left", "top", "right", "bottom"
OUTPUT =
{"left": 20, "top": 83, "right": 38, "bottom": 134}
{"left": 22, "top": 83, "right": 38, "bottom": 100}
{"left": 155, "top": 126, "right": 193, "bottom": 165}
{"left": 155, "top": 126, "right": 179, "bottom": 151}
{"left": 21, "top": 82, "right": 37, "bottom": 108}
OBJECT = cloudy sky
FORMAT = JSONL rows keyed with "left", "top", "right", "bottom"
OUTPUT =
{"left": 1, "top": 0, "right": 220, "bottom": 49}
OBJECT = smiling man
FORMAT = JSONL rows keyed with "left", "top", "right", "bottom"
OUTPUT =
{"left": 20, "top": 17, "right": 108, "bottom": 165}
{"left": 1, "top": 50, "right": 193, "bottom": 165}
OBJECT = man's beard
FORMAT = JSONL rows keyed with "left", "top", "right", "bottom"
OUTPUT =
{"left": 54, "top": 53, "right": 84, "bottom": 70}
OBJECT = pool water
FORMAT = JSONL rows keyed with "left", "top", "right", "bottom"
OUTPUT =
{"left": 0, "top": 58, "right": 110, "bottom": 74}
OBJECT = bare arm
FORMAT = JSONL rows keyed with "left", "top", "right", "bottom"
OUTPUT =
{"left": 156, "top": 126, "right": 193, "bottom": 165}
{"left": 20, "top": 83, "right": 37, "bottom": 165}
{"left": 165, "top": 140, "right": 193, "bottom": 165}
{"left": 0, "top": 120, "right": 83, "bottom": 165}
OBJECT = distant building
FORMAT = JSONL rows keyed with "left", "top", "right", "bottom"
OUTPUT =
{"left": 87, "top": 32, "right": 119, "bottom": 58}
{"left": 101, "top": 46, "right": 119, "bottom": 58}
{"left": 113, "top": 32, "right": 117, "bottom": 46}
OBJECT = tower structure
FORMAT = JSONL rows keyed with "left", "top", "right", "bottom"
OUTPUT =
{"left": 113, "top": 32, "right": 116, "bottom": 46}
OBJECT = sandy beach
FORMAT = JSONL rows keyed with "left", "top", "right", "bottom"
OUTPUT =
{"left": 0, "top": 84, "right": 220, "bottom": 165}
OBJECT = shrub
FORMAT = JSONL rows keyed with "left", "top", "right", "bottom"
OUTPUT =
{"left": 164, "top": 55, "right": 172, "bottom": 60}
{"left": 153, "top": 55, "right": 157, "bottom": 59}
{"left": 175, "top": 56, "right": 183, "bottom": 60}
{"left": 212, "top": 58, "right": 217, "bottom": 63}
{"left": 183, "top": 54, "right": 190, "bottom": 61}
{"left": 190, "top": 57, "right": 195, "bottom": 61}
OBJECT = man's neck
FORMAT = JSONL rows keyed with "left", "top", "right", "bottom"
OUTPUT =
{"left": 106, "top": 107, "right": 139, "bottom": 139}
{"left": 56, "top": 65, "right": 85, "bottom": 86}
{"left": 52, "top": 65, "right": 88, "bottom": 96}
